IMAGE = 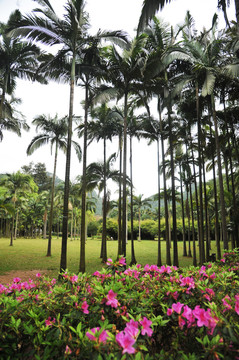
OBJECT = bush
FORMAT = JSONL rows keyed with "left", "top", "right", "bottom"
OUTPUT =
{"left": 1, "top": 250, "right": 239, "bottom": 359}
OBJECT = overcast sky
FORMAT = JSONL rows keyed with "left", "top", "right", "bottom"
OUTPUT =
{"left": 0, "top": 0, "right": 236, "bottom": 198}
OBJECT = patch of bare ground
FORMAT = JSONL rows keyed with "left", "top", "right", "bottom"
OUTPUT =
{"left": 0, "top": 270, "right": 49, "bottom": 285}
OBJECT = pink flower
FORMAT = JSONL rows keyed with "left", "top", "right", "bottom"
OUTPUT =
{"left": 235, "top": 294, "right": 239, "bottom": 315}
{"left": 182, "top": 305, "right": 195, "bottom": 327}
{"left": 220, "top": 258, "right": 226, "bottom": 263}
{"left": 193, "top": 306, "right": 211, "bottom": 327}
{"left": 81, "top": 300, "right": 89, "bottom": 314}
{"left": 51, "top": 278, "right": 56, "bottom": 285}
{"left": 180, "top": 276, "right": 195, "bottom": 290}
{"left": 70, "top": 275, "right": 78, "bottom": 283}
{"left": 139, "top": 317, "right": 153, "bottom": 337}
{"left": 106, "top": 289, "right": 118, "bottom": 308}
{"left": 45, "top": 317, "right": 56, "bottom": 327}
{"left": 13, "top": 277, "right": 21, "bottom": 283}
{"left": 116, "top": 331, "right": 136, "bottom": 354}
{"left": 118, "top": 257, "right": 126, "bottom": 266}
{"left": 106, "top": 258, "right": 113, "bottom": 266}
{"left": 86, "top": 327, "right": 108, "bottom": 344}
{"left": 65, "top": 345, "right": 72, "bottom": 355}
{"left": 125, "top": 319, "right": 139, "bottom": 338}
{"left": 36, "top": 273, "right": 41, "bottom": 278}
{"left": 172, "top": 302, "right": 184, "bottom": 314}
{"left": 222, "top": 295, "right": 232, "bottom": 311}
{"left": 167, "top": 308, "right": 173, "bottom": 316}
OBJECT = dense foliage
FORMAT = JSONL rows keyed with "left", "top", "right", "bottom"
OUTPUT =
{"left": 0, "top": 250, "right": 239, "bottom": 359}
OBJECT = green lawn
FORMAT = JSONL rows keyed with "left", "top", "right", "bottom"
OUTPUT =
{"left": 0, "top": 237, "right": 222, "bottom": 277}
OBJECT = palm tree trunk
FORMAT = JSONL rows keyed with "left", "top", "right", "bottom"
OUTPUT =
{"left": 130, "top": 135, "right": 136, "bottom": 265}
{"left": 158, "top": 99, "right": 171, "bottom": 265}
{"left": 196, "top": 82, "right": 205, "bottom": 263}
{"left": 43, "top": 209, "right": 47, "bottom": 239}
{"left": 101, "top": 136, "right": 107, "bottom": 262}
{"left": 157, "top": 137, "right": 162, "bottom": 266}
{"left": 79, "top": 82, "right": 89, "bottom": 273}
{"left": 60, "top": 55, "right": 76, "bottom": 272}
{"left": 167, "top": 97, "right": 178, "bottom": 267}
{"left": 117, "top": 133, "right": 123, "bottom": 256}
{"left": 211, "top": 94, "right": 228, "bottom": 250}
{"left": 234, "top": 0, "right": 239, "bottom": 34}
{"left": 47, "top": 141, "right": 58, "bottom": 256}
{"left": 209, "top": 119, "right": 221, "bottom": 259}
{"left": 122, "top": 91, "right": 128, "bottom": 258}
{"left": 179, "top": 163, "right": 187, "bottom": 256}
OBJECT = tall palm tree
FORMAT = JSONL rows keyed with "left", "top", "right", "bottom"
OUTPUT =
{"left": 9, "top": 0, "right": 90, "bottom": 272}
{"left": 27, "top": 114, "right": 81, "bottom": 257}
{"left": 98, "top": 34, "right": 148, "bottom": 259}
{"left": 85, "top": 153, "right": 121, "bottom": 263}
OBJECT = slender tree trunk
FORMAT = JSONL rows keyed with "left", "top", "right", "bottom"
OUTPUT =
{"left": 211, "top": 94, "right": 228, "bottom": 250}
{"left": 157, "top": 137, "right": 162, "bottom": 266}
{"left": 60, "top": 55, "right": 76, "bottom": 273}
{"left": 159, "top": 99, "right": 171, "bottom": 265}
{"left": 196, "top": 82, "right": 205, "bottom": 264}
{"left": 189, "top": 178, "right": 197, "bottom": 266}
{"left": 43, "top": 208, "right": 47, "bottom": 239}
{"left": 79, "top": 83, "right": 89, "bottom": 273}
{"left": 122, "top": 91, "right": 128, "bottom": 258}
{"left": 14, "top": 208, "right": 19, "bottom": 240}
{"left": 167, "top": 96, "right": 178, "bottom": 267}
{"left": 118, "top": 133, "right": 123, "bottom": 256}
{"left": 130, "top": 135, "right": 136, "bottom": 265}
{"left": 47, "top": 141, "right": 58, "bottom": 256}
{"left": 202, "top": 153, "right": 210, "bottom": 260}
{"left": 209, "top": 119, "right": 221, "bottom": 259}
{"left": 180, "top": 164, "right": 187, "bottom": 256}
{"left": 186, "top": 190, "right": 192, "bottom": 257}
{"left": 101, "top": 137, "right": 107, "bottom": 262}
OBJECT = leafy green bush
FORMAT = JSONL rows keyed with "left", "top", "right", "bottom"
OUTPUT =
{"left": 1, "top": 250, "right": 239, "bottom": 359}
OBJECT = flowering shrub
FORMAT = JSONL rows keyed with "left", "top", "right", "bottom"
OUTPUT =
{"left": 0, "top": 251, "right": 239, "bottom": 359}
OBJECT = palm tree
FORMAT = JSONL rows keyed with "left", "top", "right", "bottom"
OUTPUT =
{"left": 0, "top": 11, "right": 46, "bottom": 122}
{"left": 0, "top": 171, "right": 37, "bottom": 245}
{"left": 85, "top": 153, "right": 121, "bottom": 263}
{"left": 137, "top": 0, "right": 239, "bottom": 33}
{"left": 27, "top": 114, "right": 81, "bottom": 257}
{"left": 98, "top": 34, "right": 148, "bottom": 259}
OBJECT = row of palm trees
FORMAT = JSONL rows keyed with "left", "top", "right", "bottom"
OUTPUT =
{"left": 1, "top": 0, "right": 239, "bottom": 272}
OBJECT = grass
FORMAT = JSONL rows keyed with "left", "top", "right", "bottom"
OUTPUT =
{"left": 0, "top": 236, "right": 222, "bottom": 278}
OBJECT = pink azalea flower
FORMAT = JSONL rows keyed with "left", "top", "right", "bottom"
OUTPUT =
{"left": 193, "top": 306, "right": 211, "bottom": 327}
{"left": 51, "top": 278, "right": 56, "bottom": 285}
{"left": 116, "top": 331, "right": 136, "bottom": 354}
{"left": 182, "top": 305, "right": 195, "bottom": 327}
{"left": 106, "top": 289, "right": 118, "bottom": 308}
{"left": 139, "top": 317, "right": 153, "bottom": 336}
{"left": 172, "top": 302, "right": 184, "bottom": 314}
{"left": 125, "top": 319, "right": 139, "bottom": 338}
{"left": 222, "top": 295, "right": 232, "bottom": 311}
{"left": 45, "top": 317, "right": 56, "bottom": 327}
{"left": 13, "top": 277, "right": 21, "bottom": 283}
{"left": 106, "top": 258, "right": 113, "bottom": 266}
{"left": 167, "top": 308, "right": 173, "bottom": 316}
{"left": 180, "top": 276, "right": 195, "bottom": 290}
{"left": 178, "top": 315, "right": 186, "bottom": 329}
{"left": 235, "top": 294, "right": 239, "bottom": 315}
{"left": 118, "top": 257, "right": 126, "bottom": 266}
{"left": 86, "top": 327, "right": 108, "bottom": 344}
{"left": 70, "top": 275, "right": 78, "bottom": 283}
{"left": 36, "top": 273, "right": 41, "bottom": 278}
{"left": 220, "top": 258, "right": 226, "bottom": 263}
{"left": 144, "top": 264, "right": 151, "bottom": 272}
{"left": 81, "top": 300, "right": 89, "bottom": 314}
{"left": 93, "top": 271, "right": 101, "bottom": 277}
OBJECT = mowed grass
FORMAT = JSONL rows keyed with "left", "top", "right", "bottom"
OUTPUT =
{"left": 0, "top": 237, "right": 222, "bottom": 278}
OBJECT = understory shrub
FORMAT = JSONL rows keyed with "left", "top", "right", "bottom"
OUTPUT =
{"left": 0, "top": 250, "right": 239, "bottom": 359}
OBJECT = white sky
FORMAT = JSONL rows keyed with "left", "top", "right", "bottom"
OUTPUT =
{"left": 0, "top": 0, "right": 236, "bottom": 198}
